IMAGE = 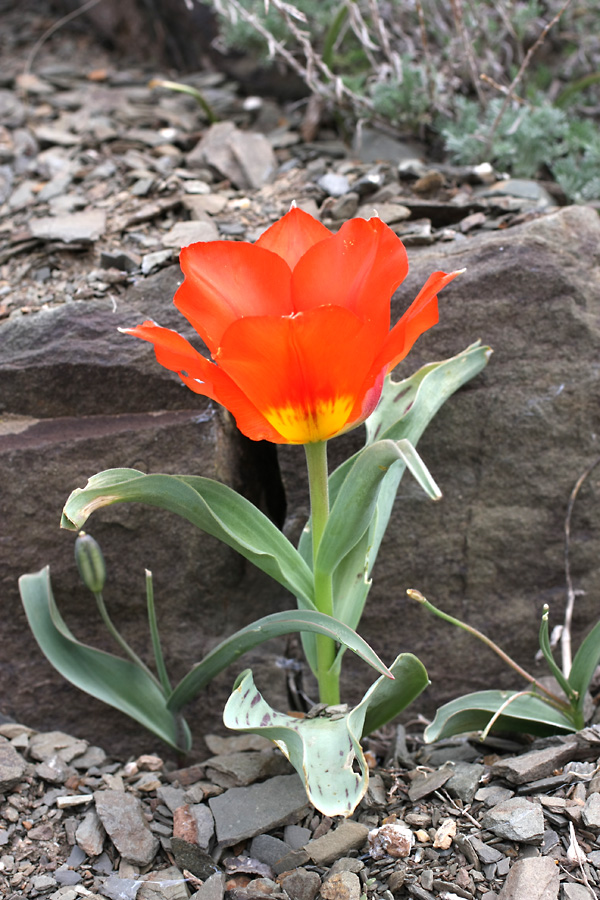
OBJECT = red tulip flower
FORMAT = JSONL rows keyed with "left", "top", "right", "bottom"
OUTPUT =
{"left": 124, "top": 208, "right": 459, "bottom": 444}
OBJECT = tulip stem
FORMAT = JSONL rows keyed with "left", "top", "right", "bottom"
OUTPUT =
{"left": 305, "top": 440, "right": 340, "bottom": 706}
{"left": 94, "top": 591, "right": 161, "bottom": 690}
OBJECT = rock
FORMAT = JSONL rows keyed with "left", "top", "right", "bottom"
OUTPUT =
{"left": 444, "top": 761, "right": 485, "bottom": 803}
{"left": 279, "top": 205, "right": 600, "bottom": 720}
{"left": 209, "top": 775, "right": 311, "bottom": 846}
{"left": 481, "top": 797, "right": 545, "bottom": 844}
{"left": 29, "top": 730, "right": 87, "bottom": 762}
{"left": 190, "top": 804, "right": 215, "bottom": 850}
{"left": 138, "top": 865, "right": 189, "bottom": 900}
{"left": 204, "top": 734, "right": 274, "bottom": 755}
{"left": 491, "top": 742, "right": 578, "bottom": 785}
{"left": 408, "top": 764, "right": 454, "bottom": 801}
{"left": 161, "top": 220, "right": 219, "bottom": 248}
{"left": 76, "top": 810, "right": 106, "bottom": 856}
{"left": 204, "top": 750, "right": 292, "bottom": 787}
{"left": 188, "top": 122, "right": 276, "bottom": 190}
{"left": 99, "top": 873, "right": 143, "bottom": 900}
{"left": 357, "top": 201, "right": 411, "bottom": 224}
{"left": 94, "top": 790, "right": 159, "bottom": 866}
{"left": 170, "top": 839, "right": 221, "bottom": 880}
{"left": 317, "top": 173, "right": 351, "bottom": 197}
{"left": 582, "top": 792, "right": 600, "bottom": 829}
{"left": 250, "top": 834, "right": 293, "bottom": 868}
{"left": 497, "top": 857, "right": 559, "bottom": 899}
{"left": 306, "top": 821, "right": 369, "bottom": 866}
{"left": 0, "top": 737, "right": 26, "bottom": 790}
{"left": 141, "top": 249, "right": 174, "bottom": 274}
{"left": 35, "top": 755, "right": 75, "bottom": 784}
{"left": 475, "top": 786, "right": 515, "bottom": 807}
{"left": 191, "top": 872, "right": 226, "bottom": 900}
{"left": 156, "top": 786, "right": 186, "bottom": 813}
{"left": 279, "top": 867, "right": 321, "bottom": 900}
{"left": 29, "top": 209, "right": 106, "bottom": 242}
{"left": 468, "top": 836, "right": 505, "bottom": 865}
{"left": 319, "top": 871, "right": 361, "bottom": 900}
{"left": 326, "top": 860, "right": 364, "bottom": 878}
{"left": 561, "top": 885, "right": 596, "bottom": 900}
{"left": 283, "top": 825, "right": 312, "bottom": 850}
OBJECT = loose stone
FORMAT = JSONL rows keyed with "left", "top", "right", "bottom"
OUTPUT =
{"left": 306, "top": 821, "right": 369, "bottom": 866}
{"left": 496, "top": 856, "right": 559, "bottom": 899}
{"left": 94, "top": 790, "right": 160, "bottom": 866}
{"left": 481, "top": 797, "right": 545, "bottom": 844}
{"left": 319, "top": 871, "right": 361, "bottom": 900}
{"left": 278, "top": 867, "right": 321, "bottom": 900}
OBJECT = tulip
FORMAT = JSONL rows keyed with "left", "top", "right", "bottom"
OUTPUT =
{"left": 122, "top": 208, "right": 459, "bottom": 445}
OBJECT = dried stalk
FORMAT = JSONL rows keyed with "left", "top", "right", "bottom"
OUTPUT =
{"left": 449, "top": 0, "right": 487, "bottom": 106}
{"left": 483, "top": 0, "right": 573, "bottom": 157}
{"left": 563, "top": 456, "right": 600, "bottom": 676}
{"left": 415, "top": 0, "right": 437, "bottom": 109}
{"left": 24, "top": 0, "right": 104, "bottom": 76}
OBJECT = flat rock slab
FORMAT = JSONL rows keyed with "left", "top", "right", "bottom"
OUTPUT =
{"left": 208, "top": 774, "right": 311, "bottom": 846}
{"left": 94, "top": 789, "right": 159, "bottom": 866}
{"left": 306, "top": 821, "right": 370, "bottom": 866}
{"left": 29, "top": 209, "right": 106, "bottom": 242}
{"left": 490, "top": 741, "right": 578, "bottom": 784}
{"left": 497, "top": 856, "right": 559, "bottom": 899}
{"left": 0, "top": 737, "right": 27, "bottom": 791}
{"left": 481, "top": 797, "right": 545, "bottom": 844}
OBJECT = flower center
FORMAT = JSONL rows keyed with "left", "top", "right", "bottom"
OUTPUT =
{"left": 264, "top": 396, "right": 354, "bottom": 443}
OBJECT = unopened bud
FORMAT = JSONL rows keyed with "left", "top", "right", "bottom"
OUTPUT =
{"left": 75, "top": 531, "right": 106, "bottom": 594}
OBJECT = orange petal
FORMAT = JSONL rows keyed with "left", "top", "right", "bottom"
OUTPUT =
{"left": 378, "top": 270, "right": 461, "bottom": 374}
{"left": 290, "top": 217, "right": 408, "bottom": 335}
{"left": 344, "top": 270, "right": 460, "bottom": 427}
{"left": 121, "top": 321, "right": 282, "bottom": 442}
{"left": 216, "top": 307, "right": 380, "bottom": 443}
{"left": 255, "top": 207, "right": 332, "bottom": 270}
{"left": 175, "top": 241, "right": 294, "bottom": 351}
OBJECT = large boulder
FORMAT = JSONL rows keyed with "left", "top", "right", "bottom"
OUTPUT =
{"left": 279, "top": 205, "right": 600, "bottom": 712}
{"left": 2, "top": 205, "right": 600, "bottom": 756}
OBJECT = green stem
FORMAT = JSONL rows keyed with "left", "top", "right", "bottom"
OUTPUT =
{"left": 145, "top": 570, "right": 172, "bottom": 695}
{"left": 305, "top": 441, "right": 339, "bottom": 706}
{"left": 408, "top": 589, "right": 572, "bottom": 713}
{"left": 94, "top": 591, "right": 162, "bottom": 691}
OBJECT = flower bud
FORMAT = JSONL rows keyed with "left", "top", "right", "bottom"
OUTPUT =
{"left": 75, "top": 531, "right": 106, "bottom": 594}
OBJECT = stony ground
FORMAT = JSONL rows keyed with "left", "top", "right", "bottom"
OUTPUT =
{"left": 0, "top": 1, "right": 562, "bottom": 327}
{"left": 2, "top": 720, "right": 600, "bottom": 900}
{"left": 3, "top": 4, "right": 600, "bottom": 900}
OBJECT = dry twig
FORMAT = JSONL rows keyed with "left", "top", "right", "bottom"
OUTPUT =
{"left": 563, "top": 455, "right": 600, "bottom": 675}
{"left": 483, "top": 0, "right": 573, "bottom": 156}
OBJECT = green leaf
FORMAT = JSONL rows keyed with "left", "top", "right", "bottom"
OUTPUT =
{"left": 568, "top": 619, "right": 600, "bottom": 715}
{"left": 366, "top": 341, "right": 491, "bottom": 448}
{"left": 61, "top": 469, "right": 314, "bottom": 608}
{"left": 19, "top": 567, "right": 191, "bottom": 752}
{"left": 298, "top": 343, "right": 490, "bottom": 668}
{"left": 425, "top": 690, "right": 577, "bottom": 743}
{"left": 316, "top": 439, "right": 440, "bottom": 578}
{"left": 168, "top": 609, "right": 393, "bottom": 712}
{"left": 361, "top": 652, "right": 430, "bottom": 737}
{"left": 223, "top": 669, "right": 369, "bottom": 816}
{"left": 222, "top": 653, "right": 428, "bottom": 817}
{"left": 538, "top": 608, "right": 576, "bottom": 702}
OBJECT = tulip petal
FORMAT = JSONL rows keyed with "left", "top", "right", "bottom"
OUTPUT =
{"left": 255, "top": 207, "right": 332, "bottom": 270}
{"left": 290, "top": 217, "right": 408, "bottom": 334}
{"left": 175, "top": 242, "right": 294, "bottom": 350}
{"left": 344, "top": 270, "right": 461, "bottom": 427}
{"left": 122, "top": 321, "right": 282, "bottom": 442}
{"left": 380, "top": 270, "right": 461, "bottom": 374}
{"left": 216, "top": 307, "right": 380, "bottom": 443}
